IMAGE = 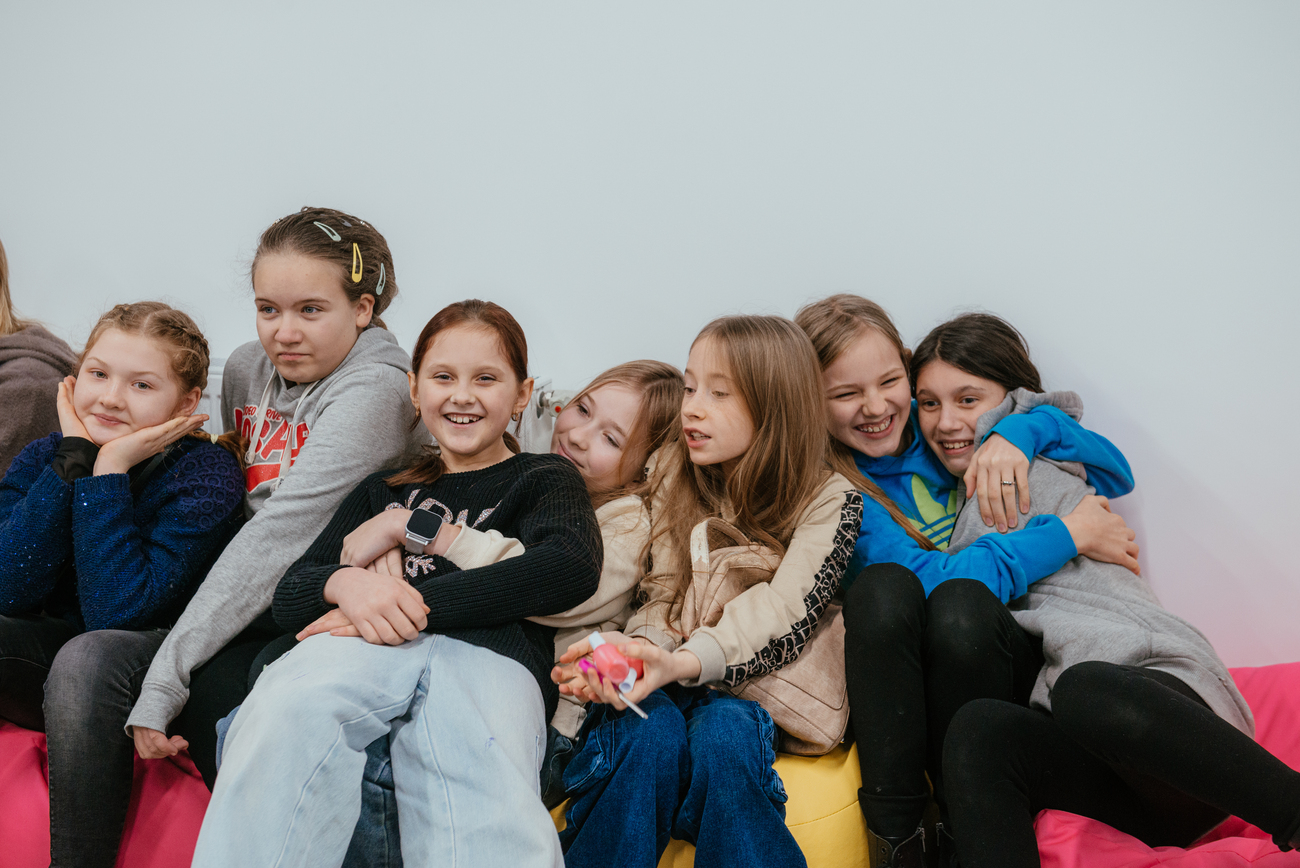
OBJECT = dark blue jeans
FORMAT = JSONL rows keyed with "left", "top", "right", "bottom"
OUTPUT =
{"left": 560, "top": 685, "right": 805, "bottom": 868}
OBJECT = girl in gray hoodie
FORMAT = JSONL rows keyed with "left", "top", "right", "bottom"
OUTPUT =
{"left": 125, "top": 208, "right": 428, "bottom": 797}
{"left": 910, "top": 313, "right": 1300, "bottom": 868}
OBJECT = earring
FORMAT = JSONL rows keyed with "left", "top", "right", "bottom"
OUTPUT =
{"left": 511, "top": 411, "right": 521, "bottom": 422}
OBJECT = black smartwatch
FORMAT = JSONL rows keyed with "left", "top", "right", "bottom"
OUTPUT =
{"left": 404, "top": 508, "right": 445, "bottom": 554}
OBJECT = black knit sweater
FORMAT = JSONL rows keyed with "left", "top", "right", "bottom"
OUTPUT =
{"left": 273, "top": 452, "right": 602, "bottom": 719}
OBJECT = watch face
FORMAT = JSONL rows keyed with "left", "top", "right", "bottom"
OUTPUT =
{"left": 407, "top": 508, "right": 443, "bottom": 539}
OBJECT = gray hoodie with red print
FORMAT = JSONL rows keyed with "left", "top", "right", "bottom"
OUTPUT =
{"left": 126, "top": 326, "right": 428, "bottom": 735}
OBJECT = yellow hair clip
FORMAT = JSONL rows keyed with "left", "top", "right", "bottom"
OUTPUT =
{"left": 351, "top": 243, "right": 363, "bottom": 283}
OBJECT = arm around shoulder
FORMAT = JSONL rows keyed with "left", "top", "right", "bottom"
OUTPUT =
{"left": 413, "top": 457, "right": 603, "bottom": 629}
{"left": 532, "top": 494, "right": 647, "bottom": 629}
{"left": 990, "top": 404, "right": 1134, "bottom": 498}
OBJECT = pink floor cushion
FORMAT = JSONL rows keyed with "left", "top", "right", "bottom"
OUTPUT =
{"left": 0, "top": 722, "right": 210, "bottom": 868}
{"left": 3, "top": 664, "right": 1299, "bottom": 866}
{"left": 1035, "top": 662, "right": 1300, "bottom": 868}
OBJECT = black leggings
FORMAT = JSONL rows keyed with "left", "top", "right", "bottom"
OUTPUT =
{"left": 944, "top": 661, "right": 1300, "bottom": 868}
{"left": 843, "top": 564, "right": 1042, "bottom": 837}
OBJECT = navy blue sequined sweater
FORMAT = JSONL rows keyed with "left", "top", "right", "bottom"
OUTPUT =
{"left": 0, "top": 433, "right": 245, "bottom": 632}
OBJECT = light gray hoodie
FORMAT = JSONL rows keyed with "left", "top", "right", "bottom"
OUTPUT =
{"left": 126, "top": 326, "right": 429, "bottom": 734}
{"left": 946, "top": 389, "right": 1253, "bottom": 737}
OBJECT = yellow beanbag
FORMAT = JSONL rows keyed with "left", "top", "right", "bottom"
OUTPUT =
{"left": 550, "top": 741, "right": 869, "bottom": 868}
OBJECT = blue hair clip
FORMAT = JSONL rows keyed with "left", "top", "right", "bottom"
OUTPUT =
{"left": 314, "top": 221, "right": 342, "bottom": 242}
{"left": 375, "top": 263, "right": 386, "bottom": 295}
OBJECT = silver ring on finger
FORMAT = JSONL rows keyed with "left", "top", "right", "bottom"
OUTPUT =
{"left": 1000, "top": 480, "right": 1016, "bottom": 486}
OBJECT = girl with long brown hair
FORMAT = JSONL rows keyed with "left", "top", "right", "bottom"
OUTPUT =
{"left": 553, "top": 315, "right": 863, "bottom": 868}
{"left": 271, "top": 359, "right": 686, "bottom": 863}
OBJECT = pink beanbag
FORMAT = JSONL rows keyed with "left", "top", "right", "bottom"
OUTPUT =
{"left": 0, "top": 722, "right": 210, "bottom": 868}
{"left": 2, "top": 663, "right": 1298, "bottom": 866}
{"left": 1036, "top": 662, "right": 1300, "bottom": 868}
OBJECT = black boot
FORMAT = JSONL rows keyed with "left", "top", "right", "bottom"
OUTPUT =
{"left": 869, "top": 823, "right": 926, "bottom": 868}
{"left": 860, "top": 788, "right": 932, "bottom": 868}
{"left": 932, "top": 822, "right": 958, "bottom": 868}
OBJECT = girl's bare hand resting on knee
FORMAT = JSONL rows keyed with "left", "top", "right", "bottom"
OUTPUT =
{"left": 132, "top": 725, "right": 189, "bottom": 760}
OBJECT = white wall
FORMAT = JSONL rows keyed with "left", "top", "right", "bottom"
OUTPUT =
{"left": 3, "top": 3, "right": 1297, "bottom": 665}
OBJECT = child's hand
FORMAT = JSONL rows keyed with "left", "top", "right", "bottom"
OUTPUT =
{"left": 323, "top": 566, "right": 430, "bottom": 645}
{"left": 341, "top": 510, "right": 410, "bottom": 568}
{"left": 554, "top": 637, "right": 702, "bottom": 710}
{"left": 302, "top": 553, "right": 429, "bottom": 641}
{"left": 557, "top": 631, "right": 632, "bottom": 666}
{"left": 297, "top": 607, "right": 361, "bottom": 640}
{"left": 965, "top": 433, "right": 1031, "bottom": 532}
{"left": 615, "top": 642, "right": 701, "bottom": 706}
{"left": 1062, "top": 495, "right": 1141, "bottom": 576}
{"left": 552, "top": 663, "right": 605, "bottom": 704}
{"left": 553, "top": 631, "right": 632, "bottom": 704}
{"left": 133, "top": 725, "right": 188, "bottom": 759}
{"left": 56, "top": 377, "right": 92, "bottom": 441}
{"left": 93, "top": 414, "right": 209, "bottom": 475}
{"left": 368, "top": 546, "right": 406, "bottom": 578}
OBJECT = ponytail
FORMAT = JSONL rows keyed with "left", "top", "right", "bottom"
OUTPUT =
{"left": 192, "top": 429, "right": 249, "bottom": 472}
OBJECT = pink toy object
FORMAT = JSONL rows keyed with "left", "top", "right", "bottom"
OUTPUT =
{"left": 592, "top": 642, "right": 645, "bottom": 685}
{"left": 581, "top": 632, "right": 649, "bottom": 719}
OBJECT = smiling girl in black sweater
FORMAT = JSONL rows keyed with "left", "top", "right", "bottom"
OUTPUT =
{"left": 192, "top": 300, "right": 601, "bottom": 868}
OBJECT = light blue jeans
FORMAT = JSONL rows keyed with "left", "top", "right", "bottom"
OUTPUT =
{"left": 192, "top": 632, "right": 560, "bottom": 868}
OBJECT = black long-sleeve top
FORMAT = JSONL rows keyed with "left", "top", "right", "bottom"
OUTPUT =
{"left": 273, "top": 452, "right": 602, "bottom": 719}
